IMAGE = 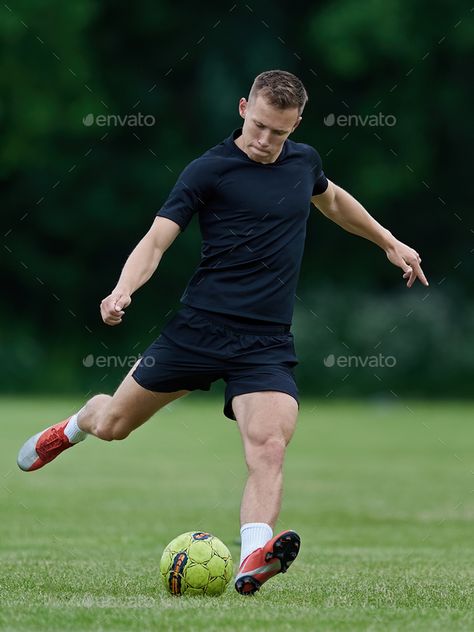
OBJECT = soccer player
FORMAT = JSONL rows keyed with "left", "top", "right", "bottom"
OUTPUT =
{"left": 17, "top": 70, "right": 428, "bottom": 595}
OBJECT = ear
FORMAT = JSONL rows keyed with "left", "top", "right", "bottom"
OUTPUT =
{"left": 238, "top": 98, "right": 248, "bottom": 120}
{"left": 291, "top": 116, "right": 302, "bottom": 133}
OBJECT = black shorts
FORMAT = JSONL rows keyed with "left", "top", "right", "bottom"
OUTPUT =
{"left": 132, "top": 305, "right": 299, "bottom": 420}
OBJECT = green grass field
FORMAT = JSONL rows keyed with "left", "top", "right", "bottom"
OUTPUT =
{"left": 1, "top": 396, "right": 473, "bottom": 631}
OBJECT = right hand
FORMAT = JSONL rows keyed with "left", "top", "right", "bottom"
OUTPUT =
{"left": 100, "top": 291, "right": 132, "bottom": 326}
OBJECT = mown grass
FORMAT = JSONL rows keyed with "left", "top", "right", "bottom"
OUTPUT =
{"left": 1, "top": 397, "right": 473, "bottom": 631}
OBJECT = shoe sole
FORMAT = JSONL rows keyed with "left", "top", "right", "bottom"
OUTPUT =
{"left": 17, "top": 431, "right": 43, "bottom": 471}
{"left": 235, "top": 530, "right": 301, "bottom": 596}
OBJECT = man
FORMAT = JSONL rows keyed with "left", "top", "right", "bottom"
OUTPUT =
{"left": 17, "top": 70, "right": 428, "bottom": 595}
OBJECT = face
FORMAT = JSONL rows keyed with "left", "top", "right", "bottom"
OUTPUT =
{"left": 237, "top": 94, "right": 301, "bottom": 164}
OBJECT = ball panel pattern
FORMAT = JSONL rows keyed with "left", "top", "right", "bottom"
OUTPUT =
{"left": 160, "top": 531, "right": 234, "bottom": 596}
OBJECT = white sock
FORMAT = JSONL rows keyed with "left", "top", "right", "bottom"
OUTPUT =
{"left": 240, "top": 522, "right": 273, "bottom": 565}
{"left": 64, "top": 411, "right": 88, "bottom": 443}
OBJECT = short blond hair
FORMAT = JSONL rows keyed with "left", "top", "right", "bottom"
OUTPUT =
{"left": 248, "top": 70, "right": 308, "bottom": 115}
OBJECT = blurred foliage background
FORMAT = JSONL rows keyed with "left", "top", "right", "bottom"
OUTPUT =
{"left": 1, "top": 0, "right": 472, "bottom": 398}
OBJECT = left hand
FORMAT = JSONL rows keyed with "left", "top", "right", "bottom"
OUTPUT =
{"left": 385, "top": 239, "right": 429, "bottom": 288}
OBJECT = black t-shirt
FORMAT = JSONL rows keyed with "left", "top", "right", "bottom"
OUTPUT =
{"left": 157, "top": 128, "right": 328, "bottom": 325}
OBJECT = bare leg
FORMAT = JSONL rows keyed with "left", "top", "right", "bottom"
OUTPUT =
{"left": 232, "top": 391, "right": 298, "bottom": 529}
{"left": 17, "top": 361, "right": 189, "bottom": 472}
{"left": 78, "top": 360, "right": 189, "bottom": 440}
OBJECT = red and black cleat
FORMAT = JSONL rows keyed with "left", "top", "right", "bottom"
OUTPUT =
{"left": 235, "top": 530, "right": 301, "bottom": 595}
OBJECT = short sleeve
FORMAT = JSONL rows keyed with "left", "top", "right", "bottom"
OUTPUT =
{"left": 156, "top": 158, "right": 213, "bottom": 232}
{"left": 308, "top": 146, "right": 329, "bottom": 196}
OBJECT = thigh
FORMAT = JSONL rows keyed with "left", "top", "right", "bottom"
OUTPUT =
{"left": 232, "top": 391, "right": 299, "bottom": 448}
{"left": 224, "top": 364, "right": 299, "bottom": 421}
{"left": 107, "top": 359, "right": 189, "bottom": 435}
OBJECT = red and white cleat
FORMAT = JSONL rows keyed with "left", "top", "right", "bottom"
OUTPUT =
{"left": 235, "top": 530, "right": 301, "bottom": 595}
{"left": 17, "top": 419, "right": 75, "bottom": 472}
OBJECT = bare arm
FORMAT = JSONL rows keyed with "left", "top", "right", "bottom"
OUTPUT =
{"left": 312, "top": 181, "right": 428, "bottom": 288}
{"left": 100, "top": 216, "right": 181, "bottom": 326}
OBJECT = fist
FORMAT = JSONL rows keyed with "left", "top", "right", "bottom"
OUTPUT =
{"left": 100, "top": 292, "right": 132, "bottom": 326}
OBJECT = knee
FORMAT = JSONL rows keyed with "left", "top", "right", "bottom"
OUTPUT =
{"left": 95, "top": 414, "right": 131, "bottom": 441}
{"left": 95, "top": 418, "right": 130, "bottom": 441}
{"left": 91, "top": 398, "right": 131, "bottom": 442}
{"left": 246, "top": 437, "right": 286, "bottom": 472}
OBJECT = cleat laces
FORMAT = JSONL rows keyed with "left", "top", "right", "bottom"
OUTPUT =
{"left": 36, "top": 429, "right": 66, "bottom": 459}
